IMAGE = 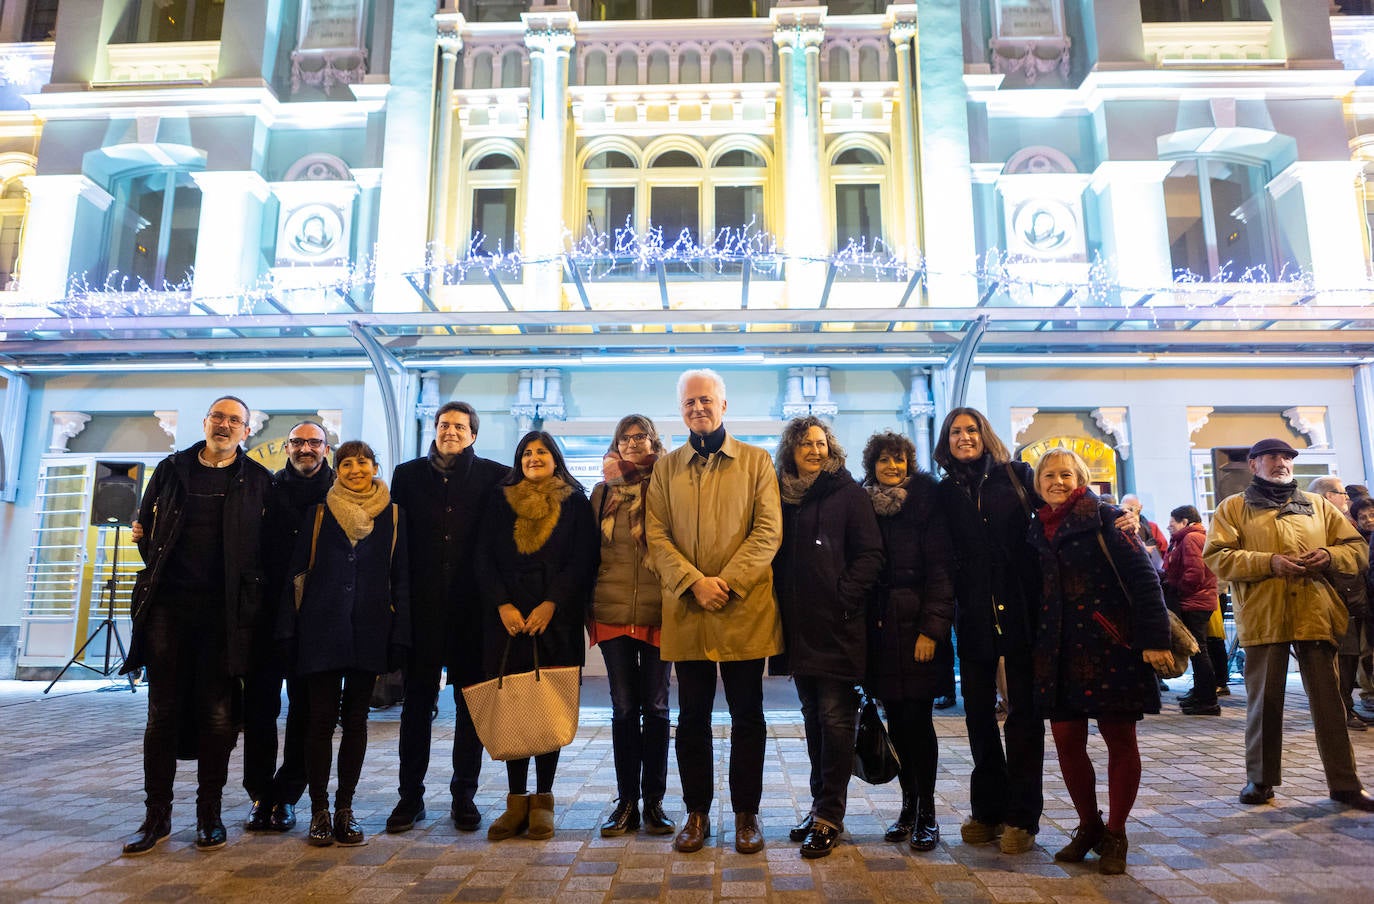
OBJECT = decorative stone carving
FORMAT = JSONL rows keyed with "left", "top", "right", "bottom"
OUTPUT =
{"left": 154, "top": 410, "right": 179, "bottom": 450}
{"left": 1010, "top": 407, "right": 1038, "bottom": 444}
{"left": 782, "top": 367, "right": 839, "bottom": 421}
{"left": 512, "top": 369, "right": 566, "bottom": 433}
{"left": 48, "top": 411, "right": 91, "bottom": 454}
{"left": 291, "top": 0, "right": 370, "bottom": 93}
{"left": 317, "top": 410, "right": 343, "bottom": 444}
{"left": 1186, "top": 406, "right": 1214, "bottom": 446}
{"left": 988, "top": 0, "right": 1070, "bottom": 84}
{"left": 1091, "top": 407, "right": 1130, "bottom": 461}
{"left": 247, "top": 411, "right": 269, "bottom": 439}
{"left": 1283, "top": 406, "right": 1329, "bottom": 449}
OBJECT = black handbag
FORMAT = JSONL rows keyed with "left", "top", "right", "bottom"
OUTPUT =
{"left": 852, "top": 693, "right": 901, "bottom": 785}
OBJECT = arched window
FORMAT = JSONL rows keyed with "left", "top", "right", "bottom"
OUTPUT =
{"left": 0, "top": 178, "right": 29, "bottom": 289}
{"left": 467, "top": 151, "right": 521, "bottom": 257}
{"left": 830, "top": 143, "right": 888, "bottom": 251}
{"left": 709, "top": 47, "right": 734, "bottom": 83}
{"left": 105, "top": 169, "right": 203, "bottom": 289}
{"left": 711, "top": 147, "right": 767, "bottom": 239}
{"left": 584, "top": 148, "right": 639, "bottom": 240}
{"left": 647, "top": 48, "right": 671, "bottom": 84}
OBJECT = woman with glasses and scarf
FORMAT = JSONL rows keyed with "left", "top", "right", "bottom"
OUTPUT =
{"left": 589, "top": 416, "right": 676, "bottom": 838}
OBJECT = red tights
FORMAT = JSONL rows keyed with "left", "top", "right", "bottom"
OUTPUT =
{"left": 1050, "top": 718, "right": 1140, "bottom": 834}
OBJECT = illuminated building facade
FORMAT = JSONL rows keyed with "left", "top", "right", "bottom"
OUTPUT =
{"left": 0, "top": 0, "right": 1373, "bottom": 676}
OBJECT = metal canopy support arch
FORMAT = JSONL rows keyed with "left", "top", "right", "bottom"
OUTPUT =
{"left": 349, "top": 321, "right": 405, "bottom": 472}
{"left": 930, "top": 313, "right": 990, "bottom": 462}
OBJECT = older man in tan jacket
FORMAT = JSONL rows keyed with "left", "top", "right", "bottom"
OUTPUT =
{"left": 1204, "top": 437, "right": 1374, "bottom": 811}
{"left": 646, "top": 368, "right": 782, "bottom": 854}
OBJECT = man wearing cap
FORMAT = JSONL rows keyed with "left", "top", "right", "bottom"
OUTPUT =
{"left": 1204, "top": 438, "right": 1374, "bottom": 811}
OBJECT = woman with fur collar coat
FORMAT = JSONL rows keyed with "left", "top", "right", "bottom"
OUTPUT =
{"left": 474, "top": 431, "right": 598, "bottom": 843}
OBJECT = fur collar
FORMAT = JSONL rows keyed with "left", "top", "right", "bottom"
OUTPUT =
{"left": 505, "top": 477, "right": 574, "bottom": 554}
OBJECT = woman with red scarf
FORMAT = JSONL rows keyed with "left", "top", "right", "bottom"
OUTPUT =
{"left": 1027, "top": 449, "right": 1172, "bottom": 876}
{"left": 588, "top": 415, "right": 676, "bottom": 839}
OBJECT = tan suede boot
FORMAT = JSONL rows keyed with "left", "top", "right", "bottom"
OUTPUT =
{"left": 526, "top": 792, "right": 555, "bottom": 840}
{"left": 487, "top": 793, "right": 530, "bottom": 841}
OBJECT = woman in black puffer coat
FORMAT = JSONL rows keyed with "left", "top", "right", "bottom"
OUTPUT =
{"left": 772, "top": 416, "right": 884, "bottom": 859}
{"left": 861, "top": 431, "right": 955, "bottom": 852}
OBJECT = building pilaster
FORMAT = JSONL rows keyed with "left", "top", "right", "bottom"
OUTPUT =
{"left": 772, "top": 2, "right": 827, "bottom": 307}
{"left": 189, "top": 171, "right": 272, "bottom": 311}
{"left": 521, "top": 5, "right": 577, "bottom": 310}
{"left": 15, "top": 175, "right": 112, "bottom": 306}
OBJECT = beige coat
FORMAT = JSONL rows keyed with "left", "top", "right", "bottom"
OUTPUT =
{"left": 645, "top": 433, "right": 783, "bottom": 662}
{"left": 1203, "top": 491, "right": 1366, "bottom": 647}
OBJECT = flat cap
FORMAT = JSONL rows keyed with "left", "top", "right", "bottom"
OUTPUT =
{"left": 1247, "top": 438, "right": 1299, "bottom": 460}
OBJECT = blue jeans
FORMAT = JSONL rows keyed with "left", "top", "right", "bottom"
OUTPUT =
{"left": 601, "top": 635, "right": 671, "bottom": 802}
{"left": 794, "top": 675, "right": 858, "bottom": 827}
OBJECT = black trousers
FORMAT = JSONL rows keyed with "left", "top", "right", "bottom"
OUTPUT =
{"left": 795, "top": 675, "right": 858, "bottom": 826}
{"left": 674, "top": 658, "right": 766, "bottom": 815}
{"left": 140, "top": 605, "right": 236, "bottom": 810}
{"left": 1181, "top": 609, "right": 1217, "bottom": 705}
{"left": 242, "top": 656, "right": 307, "bottom": 806}
{"left": 884, "top": 696, "right": 938, "bottom": 802}
{"left": 396, "top": 660, "right": 484, "bottom": 805}
{"left": 960, "top": 651, "right": 1044, "bottom": 833}
{"left": 304, "top": 669, "right": 374, "bottom": 811}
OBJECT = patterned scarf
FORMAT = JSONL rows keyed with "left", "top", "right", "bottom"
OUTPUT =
{"left": 779, "top": 458, "right": 839, "bottom": 505}
{"left": 600, "top": 452, "right": 657, "bottom": 549}
{"left": 326, "top": 476, "right": 391, "bottom": 545}
{"left": 505, "top": 477, "right": 574, "bottom": 554}
{"left": 866, "top": 479, "right": 909, "bottom": 517}
{"left": 1037, "top": 485, "right": 1088, "bottom": 542}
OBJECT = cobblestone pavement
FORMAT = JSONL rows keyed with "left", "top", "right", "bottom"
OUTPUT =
{"left": 2, "top": 674, "right": 1372, "bottom": 903}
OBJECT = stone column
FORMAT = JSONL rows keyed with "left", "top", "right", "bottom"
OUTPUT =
{"left": 1075, "top": 0, "right": 1147, "bottom": 71}
{"left": 1089, "top": 161, "right": 1175, "bottom": 293}
{"left": 0, "top": 372, "right": 30, "bottom": 502}
{"left": 772, "top": 3, "right": 827, "bottom": 307}
{"left": 431, "top": 29, "right": 465, "bottom": 261}
{"left": 888, "top": 5, "right": 920, "bottom": 265}
{"left": 49, "top": 411, "right": 91, "bottom": 454}
{"left": 1268, "top": 161, "right": 1368, "bottom": 290}
{"left": 1262, "top": 0, "right": 1340, "bottom": 68}
{"left": 189, "top": 171, "right": 271, "bottom": 311}
{"left": 417, "top": 371, "right": 441, "bottom": 453}
{"left": 512, "top": 368, "right": 566, "bottom": 433}
{"left": 521, "top": 6, "right": 578, "bottom": 310}
{"left": 781, "top": 367, "right": 839, "bottom": 421}
{"left": 15, "top": 175, "right": 112, "bottom": 306}
{"left": 906, "top": 367, "right": 935, "bottom": 471}
{"left": 350, "top": 168, "right": 385, "bottom": 265}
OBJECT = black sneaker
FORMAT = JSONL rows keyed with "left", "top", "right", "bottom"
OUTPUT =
{"left": 385, "top": 798, "right": 425, "bottom": 833}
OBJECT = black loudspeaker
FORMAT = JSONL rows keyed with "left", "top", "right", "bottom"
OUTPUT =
{"left": 1211, "top": 447, "right": 1251, "bottom": 505}
{"left": 91, "top": 461, "right": 144, "bottom": 526}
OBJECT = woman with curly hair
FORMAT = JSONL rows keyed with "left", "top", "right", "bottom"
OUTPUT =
{"left": 475, "top": 431, "right": 598, "bottom": 841}
{"left": 860, "top": 431, "right": 955, "bottom": 851}
{"left": 773, "top": 416, "right": 884, "bottom": 858}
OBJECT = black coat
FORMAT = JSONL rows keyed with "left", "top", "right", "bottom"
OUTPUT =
{"left": 391, "top": 446, "right": 508, "bottom": 680}
{"left": 865, "top": 474, "right": 957, "bottom": 702}
{"left": 1027, "top": 490, "right": 1169, "bottom": 719}
{"left": 771, "top": 469, "right": 884, "bottom": 683}
{"left": 277, "top": 502, "right": 411, "bottom": 676}
{"left": 938, "top": 457, "right": 1042, "bottom": 661}
{"left": 475, "top": 485, "right": 598, "bottom": 677}
{"left": 258, "top": 461, "right": 334, "bottom": 661}
{"left": 124, "top": 442, "right": 270, "bottom": 677}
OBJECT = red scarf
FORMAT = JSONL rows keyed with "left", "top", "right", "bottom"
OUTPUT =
{"left": 1037, "top": 485, "right": 1088, "bottom": 542}
{"left": 600, "top": 452, "right": 657, "bottom": 549}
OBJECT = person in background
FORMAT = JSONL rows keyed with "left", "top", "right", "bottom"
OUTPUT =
{"left": 1309, "top": 477, "right": 1373, "bottom": 732}
{"left": 277, "top": 440, "right": 409, "bottom": 847}
{"left": 860, "top": 431, "right": 955, "bottom": 853}
{"left": 932, "top": 407, "right": 1044, "bottom": 855}
{"left": 589, "top": 415, "right": 676, "bottom": 838}
{"left": 1163, "top": 505, "right": 1220, "bottom": 716}
{"left": 246, "top": 421, "right": 334, "bottom": 835}
{"left": 1028, "top": 449, "right": 1172, "bottom": 875}
{"left": 1204, "top": 439, "right": 1374, "bottom": 811}
{"left": 772, "top": 416, "right": 884, "bottom": 859}
{"left": 387, "top": 401, "right": 507, "bottom": 834}
{"left": 646, "top": 369, "right": 782, "bottom": 856}
{"left": 476, "top": 431, "right": 597, "bottom": 841}
{"left": 1120, "top": 495, "right": 1168, "bottom": 570}
{"left": 1353, "top": 495, "right": 1374, "bottom": 719}
{"left": 121, "top": 396, "right": 271, "bottom": 855}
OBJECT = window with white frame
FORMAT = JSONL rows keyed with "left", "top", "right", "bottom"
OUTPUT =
{"left": 584, "top": 149, "right": 638, "bottom": 243}
{"left": 104, "top": 169, "right": 203, "bottom": 290}
{"left": 830, "top": 145, "right": 887, "bottom": 253}
{"left": 1163, "top": 156, "right": 1291, "bottom": 281}
{"left": 466, "top": 151, "right": 521, "bottom": 257}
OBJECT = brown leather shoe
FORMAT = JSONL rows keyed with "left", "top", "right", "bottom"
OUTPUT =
{"left": 674, "top": 811, "right": 710, "bottom": 853}
{"left": 734, "top": 812, "right": 764, "bottom": 854}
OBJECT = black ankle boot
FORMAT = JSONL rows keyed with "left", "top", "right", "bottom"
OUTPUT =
{"left": 910, "top": 798, "right": 939, "bottom": 852}
{"left": 122, "top": 805, "right": 172, "bottom": 856}
{"left": 884, "top": 792, "right": 916, "bottom": 842}
{"left": 195, "top": 800, "right": 226, "bottom": 851}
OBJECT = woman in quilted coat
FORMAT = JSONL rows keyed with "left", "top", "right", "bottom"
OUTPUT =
{"left": 1027, "top": 449, "right": 1172, "bottom": 876}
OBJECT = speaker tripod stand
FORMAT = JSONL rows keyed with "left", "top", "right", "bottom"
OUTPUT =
{"left": 44, "top": 525, "right": 136, "bottom": 694}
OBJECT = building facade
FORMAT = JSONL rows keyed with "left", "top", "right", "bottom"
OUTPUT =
{"left": 1, "top": 0, "right": 1373, "bottom": 677}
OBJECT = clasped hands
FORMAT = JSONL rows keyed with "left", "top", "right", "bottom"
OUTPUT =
{"left": 1271, "top": 548, "right": 1331, "bottom": 577}
{"left": 499, "top": 601, "right": 555, "bottom": 636}
{"left": 690, "top": 576, "right": 731, "bottom": 612}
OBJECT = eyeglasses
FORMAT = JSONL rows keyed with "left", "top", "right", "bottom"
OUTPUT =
{"left": 618, "top": 433, "right": 650, "bottom": 446}
{"left": 286, "top": 438, "right": 325, "bottom": 449}
{"left": 206, "top": 412, "right": 245, "bottom": 428}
